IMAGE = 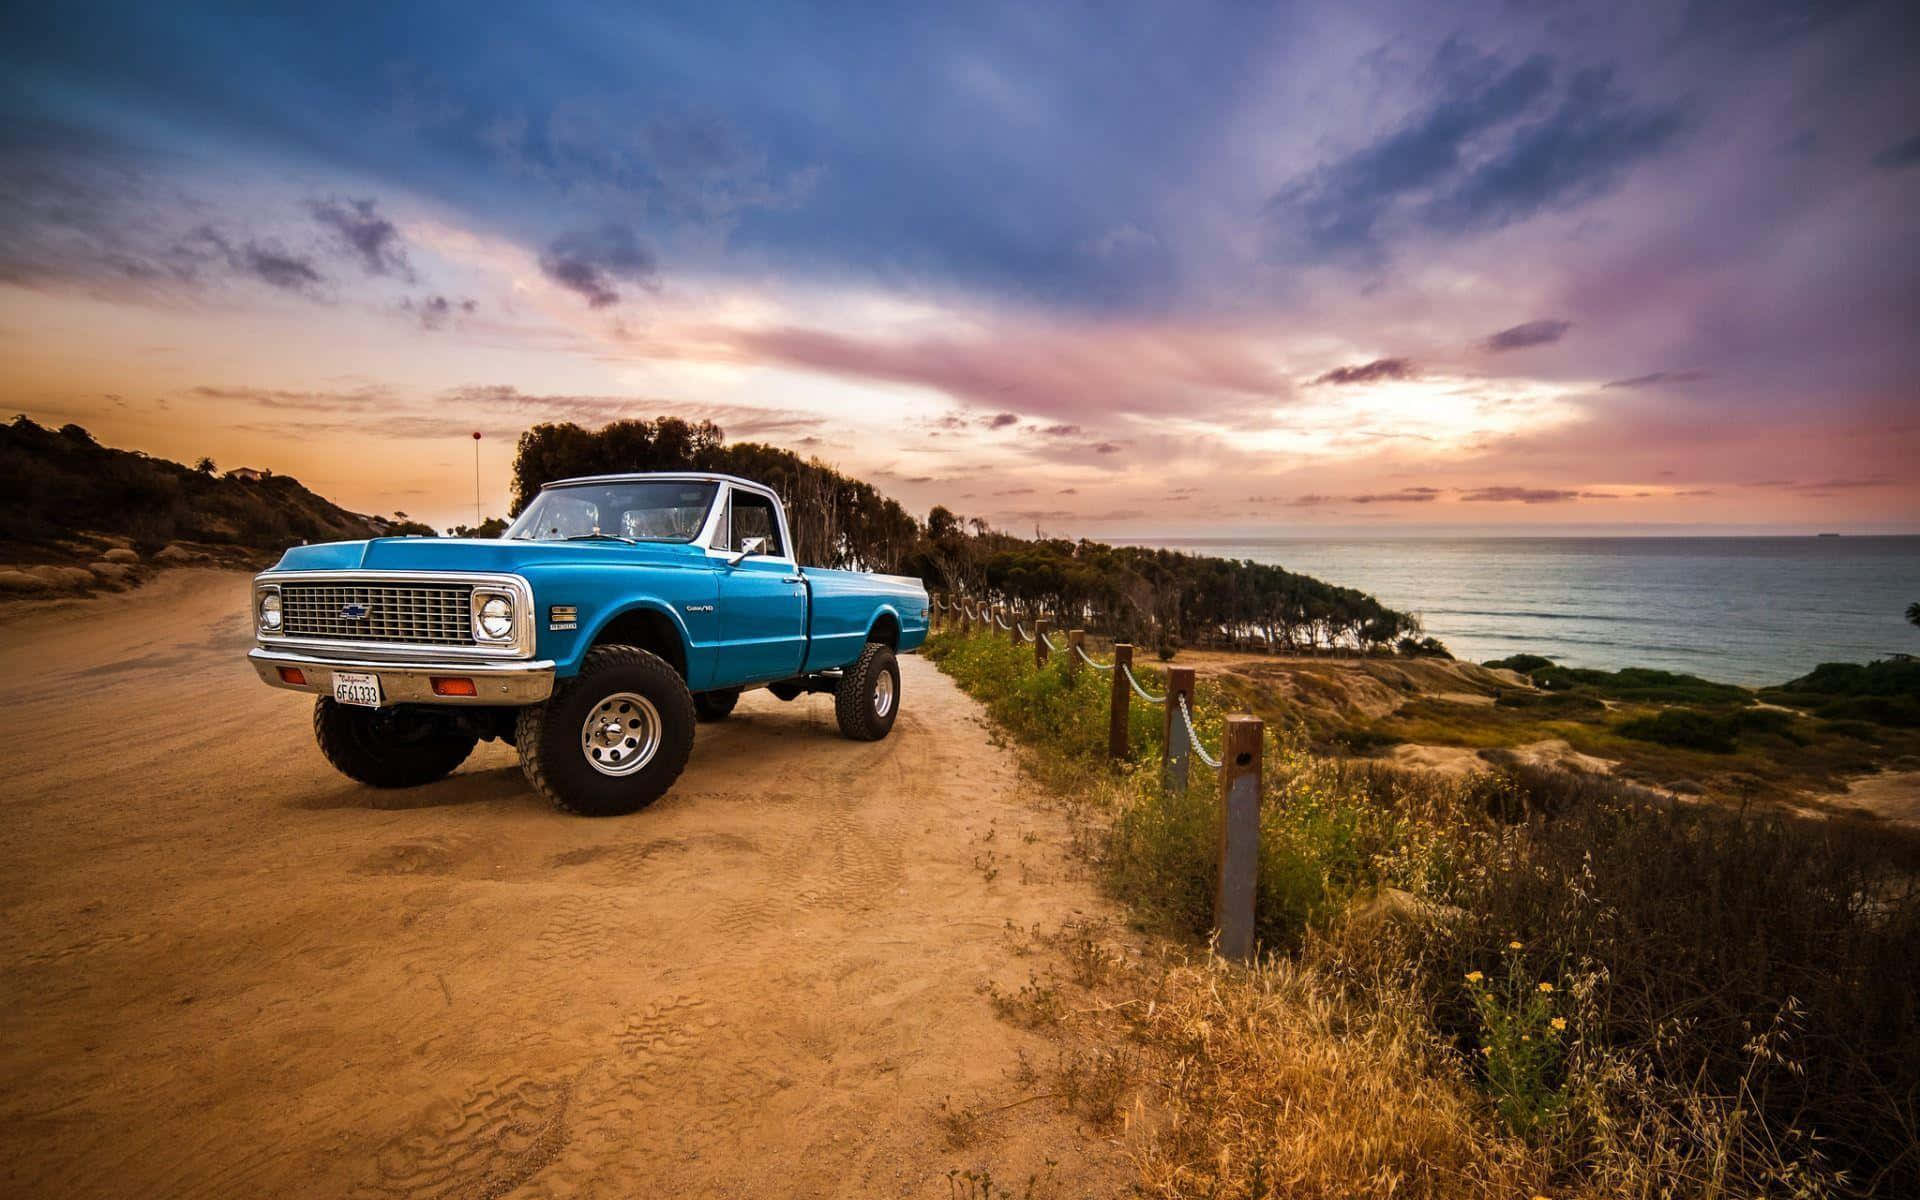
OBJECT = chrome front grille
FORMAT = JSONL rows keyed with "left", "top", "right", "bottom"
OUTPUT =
{"left": 279, "top": 581, "right": 474, "bottom": 646}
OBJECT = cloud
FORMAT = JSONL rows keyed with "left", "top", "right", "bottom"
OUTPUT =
{"left": 1459, "top": 485, "right": 1579, "bottom": 503}
{"left": 1350, "top": 486, "right": 1440, "bottom": 503}
{"left": 1266, "top": 43, "right": 1681, "bottom": 260}
{"left": 406, "top": 294, "right": 477, "bottom": 330}
{"left": 1312, "top": 357, "right": 1416, "bottom": 385}
{"left": 207, "top": 381, "right": 826, "bottom": 442}
{"left": 178, "top": 226, "right": 324, "bottom": 294}
{"left": 190, "top": 384, "right": 392, "bottom": 410}
{"left": 1267, "top": 41, "right": 1553, "bottom": 258}
{"left": 1870, "top": 132, "right": 1920, "bottom": 169}
{"left": 1037, "top": 423, "right": 1083, "bottom": 436}
{"left": 309, "top": 197, "right": 413, "bottom": 279}
{"left": 985, "top": 412, "right": 1019, "bottom": 428}
{"left": 1603, "top": 369, "right": 1708, "bottom": 389}
{"left": 1481, "top": 319, "right": 1571, "bottom": 352}
{"left": 1421, "top": 67, "right": 1684, "bottom": 234}
{"left": 539, "top": 225, "right": 659, "bottom": 307}
{"left": 722, "top": 323, "right": 1288, "bottom": 425}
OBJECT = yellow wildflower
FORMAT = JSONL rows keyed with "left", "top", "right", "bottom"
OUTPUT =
{"left": 1551, "top": 1017, "right": 1567, "bottom": 1032}
{"left": 1508, "top": 940, "right": 1523, "bottom": 951}
{"left": 1538, "top": 982, "right": 1554, "bottom": 993}
{"left": 1465, "top": 971, "right": 1484, "bottom": 984}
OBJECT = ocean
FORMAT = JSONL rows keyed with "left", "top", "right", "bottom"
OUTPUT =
{"left": 1133, "top": 536, "right": 1920, "bottom": 686}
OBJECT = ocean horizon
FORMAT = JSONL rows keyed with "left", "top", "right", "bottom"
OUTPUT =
{"left": 1123, "top": 534, "right": 1920, "bottom": 686}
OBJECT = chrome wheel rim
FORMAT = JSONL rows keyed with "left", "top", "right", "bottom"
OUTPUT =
{"left": 580, "top": 692, "right": 661, "bottom": 777}
{"left": 873, "top": 671, "right": 895, "bottom": 719}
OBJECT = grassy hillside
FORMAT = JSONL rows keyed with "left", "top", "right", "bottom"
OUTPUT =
{"left": 929, "top": 627, "right": 1920, "bottom": 1198}
{"left": 0, "top": 417, "right": 428, "bottom": 558}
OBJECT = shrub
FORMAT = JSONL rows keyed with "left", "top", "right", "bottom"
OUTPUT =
{"left": 1535, "top": 664, "right": 1751, "bottom": 706}
{"left": 1484, "top": 653, "right": 1555, "bottom": 674}
{"left": 1618, "top": 707, "right": 1738, "bottom": 751}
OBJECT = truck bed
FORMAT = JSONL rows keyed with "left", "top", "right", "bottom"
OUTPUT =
{"left": 801, "top": 566, "right": 929, "bottom": 673}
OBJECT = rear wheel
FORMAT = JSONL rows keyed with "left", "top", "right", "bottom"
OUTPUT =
{"left": 517, "top": 645, "right": 695, "bottom": 817}
{"left": 835, "top": 643, "right": 900, "bottom": 741}
{"left": 312, "top": 699, "right": 477, "bottom": 788}
{"left": 692, "top": 688, "right": 741, "bottom": 722}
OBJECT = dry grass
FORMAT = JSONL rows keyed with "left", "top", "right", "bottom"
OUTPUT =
{"left": 1127, "top": 952, "right": 1549, "bottom": 1200}
{"left": 931, "top": 628, "right": 1916, "bottom": 1197}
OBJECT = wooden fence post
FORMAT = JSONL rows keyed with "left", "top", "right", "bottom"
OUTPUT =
{"left": 960, "top": 601, "right": 971, "bottom": 635}
{"left": 1214, "top": 715, "right": 1263, "bottom": 962}
{"left": 1034, "top": 616, "right": 1049, "bottom": 667}
{"left": 1008, "top": 606, "right": 1021, "bottom": 646}
{"left": 1108, "top": 642, "right": 1133, "bottom": 760}
{"left": 1162, "top": 666, "right": 1196, "bottom": 792}
{"left": 1066, "top": 629, "right": 1085, "bottom": 681}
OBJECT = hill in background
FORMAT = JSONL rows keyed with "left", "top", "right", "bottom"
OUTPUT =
{"left": 0, "top": 416, "right": 431, "bottom": 595}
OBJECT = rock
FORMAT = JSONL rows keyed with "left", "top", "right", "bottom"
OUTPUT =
{"left": 153, "top": 544, "right": 202, "bottom": 564}
{"left": 0, "top": 569, "right": 50, "bottom": 594}
{"left": 102, "top": 547, "right": 141, "bottom": 564}
{"left": 26, "top": 565, "right": 95, "bottom": 590}
{"left": 89, "top": 561, "right": 137, "bottom": 587}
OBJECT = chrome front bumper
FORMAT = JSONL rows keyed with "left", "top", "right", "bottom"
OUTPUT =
{"left": 248, "top": 648, "right": 556, "bottom": 706}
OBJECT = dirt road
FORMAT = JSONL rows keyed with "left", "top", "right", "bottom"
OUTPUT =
{"left": 0, "top": 571, "right": 1126, "bottom": 1197}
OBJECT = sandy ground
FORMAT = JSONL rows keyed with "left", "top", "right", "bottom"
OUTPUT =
{"left": 0, "top": 571, "right": 1129, "bottom": 1198}
{"left": 1816, "top": 769, "right": 1920, "bottom": 824}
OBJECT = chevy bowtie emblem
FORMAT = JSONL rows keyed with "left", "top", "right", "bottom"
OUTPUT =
{"left": 339, "top": 602, "right": 370, "bottom": 620}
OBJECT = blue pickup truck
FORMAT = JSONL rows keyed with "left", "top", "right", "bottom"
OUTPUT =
{"left": 247, "top": 472, "right": 929, "bottom": 815}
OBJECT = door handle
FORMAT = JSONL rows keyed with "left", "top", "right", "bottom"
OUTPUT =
{"left": 782, "top": 575, "right": 803, "bottom": 584}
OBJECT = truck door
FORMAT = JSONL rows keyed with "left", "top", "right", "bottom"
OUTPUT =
{"left": 712, "top": 487, "right": 807, "bottom": 684}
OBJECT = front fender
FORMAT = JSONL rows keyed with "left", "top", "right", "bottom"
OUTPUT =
{"left": 518, "top": 562, "right": 719, "bottom": 688}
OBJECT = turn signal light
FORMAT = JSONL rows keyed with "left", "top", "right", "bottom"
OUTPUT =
{"left": 431, "top": 676, "right": 478, "bottom": 697}
{"left": 277, "top": 667, "right": 307, "bottom": 685}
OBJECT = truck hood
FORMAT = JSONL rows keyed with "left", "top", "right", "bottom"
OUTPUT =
{"left": 267, "top": 537, "right": 710, "bottom": 575}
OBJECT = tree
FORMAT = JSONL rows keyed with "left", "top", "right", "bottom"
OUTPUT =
{"left": 194, "top": 456, "right": 217, "bottom": 475}
{"left": 1908, "top": 601, "right": 1919, "bottom": 629}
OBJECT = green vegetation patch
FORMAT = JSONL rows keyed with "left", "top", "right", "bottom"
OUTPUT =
{"left": 1533, "top": 664, "right": 1752, "bottom": 706}
{"left": 1764, "top": 659, "right": 1920, "bottom": 727}
{"left": 1483, "top": 653, "right": 1555, "bottom": 674}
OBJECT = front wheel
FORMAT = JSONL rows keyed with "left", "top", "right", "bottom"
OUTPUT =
{"left": 835, "top": 643, "right": 901, "bottom": 741}
{"left": 516, "top": 645, "right": 696, "bottom": 816}
{"left": 312, "top": 699, "right": 477, "bottom": 788}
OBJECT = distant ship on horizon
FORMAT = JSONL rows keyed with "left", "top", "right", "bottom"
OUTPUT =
{"left": 1816, "top": 532, "right": 1842, "bottom": 538}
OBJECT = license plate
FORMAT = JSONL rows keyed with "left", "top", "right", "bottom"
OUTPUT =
{"left": 333, "top": 671, "right": 383, "bottom": 708}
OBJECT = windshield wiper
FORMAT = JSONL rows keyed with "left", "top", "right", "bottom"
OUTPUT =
{"left": 562, "top": 532, "right": 637, "bottom": 544}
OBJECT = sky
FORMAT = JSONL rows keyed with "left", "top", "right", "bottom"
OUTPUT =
{"left": 2, "top": 0, "right": 1916, "bottom": 536}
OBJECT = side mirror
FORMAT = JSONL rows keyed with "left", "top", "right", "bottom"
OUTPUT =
{"left": 726, "top": 535, "right": 767, "bottom": 566}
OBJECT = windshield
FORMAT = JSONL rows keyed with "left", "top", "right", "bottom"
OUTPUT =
{"left": 504, "top": 481, "right": 719, "bottom": 543}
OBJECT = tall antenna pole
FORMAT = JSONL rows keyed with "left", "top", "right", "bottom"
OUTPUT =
{"left": 471, "top": 431, "right": 483, "bottom": 528}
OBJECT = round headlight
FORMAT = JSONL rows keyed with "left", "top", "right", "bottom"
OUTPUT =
{"left": 478, "top": 595, "right": 513, "bottom": 639}
{"left": 259, "top": 591, "right": 282, "bottom": 630}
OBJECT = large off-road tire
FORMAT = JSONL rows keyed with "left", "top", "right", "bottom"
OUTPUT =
{"left": 692, "top": 688, "right": 741, "bottom": 722}
{"left": 834, "top": 643, "right": 900, "bottom": 741}
{"left": 312, "top": 698, "right": 477, "bottom": 788}
{"left": 516, "top": 645, "right": 695, "bottom": 817}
